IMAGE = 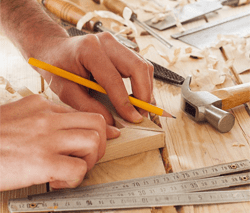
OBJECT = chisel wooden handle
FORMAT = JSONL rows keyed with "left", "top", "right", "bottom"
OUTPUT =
{"left": 37, "top": 0, "right": 100, "bottom": 31}
{"left": 223, "top": 0, "right": 250, "bottom": 6}
{"left": 235, "top": 0, "right": 250, "bottom": 5}
{"left": 96, "top": 0, "right": 137, "bottom": 19}
{"left": 211, "top": 82, "right": 250, "bottom": 110}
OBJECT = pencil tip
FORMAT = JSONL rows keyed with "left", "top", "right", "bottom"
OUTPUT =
{"left": 162, "top": 110, "right": 176, "bottom": 119}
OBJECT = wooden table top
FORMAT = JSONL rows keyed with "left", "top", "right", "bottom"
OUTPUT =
{"left": 0, "top": 0, "right": 249, "bottom": 213}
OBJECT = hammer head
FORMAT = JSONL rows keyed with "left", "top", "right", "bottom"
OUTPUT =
{"left": 181, "top": 76, "right": 235, "bottom": 133}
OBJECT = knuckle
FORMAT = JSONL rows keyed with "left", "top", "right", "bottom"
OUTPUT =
{"left": 34, "top": 113, "right": 50, "bottom": 131}
{"left": 98, "top": 31, "right": 114, "bottom": 41}
{"left": 27, "top": 94, "right": 48, "bottom": 105}
{"left": 88, "top": 130, "right": 101, "bottom": 150}
{"left": 82, "top": 34, "right": 100, "bottom": 49}
{"left": 104, "top": 73, "right": 123, "bottom": 88}
{"left": 147, "top": 61, "right": 154, "bottom": 75}
{"left": 134, "top": 58, "right": 149, "bottom": 73}
{"left": 93, "top": 113, "right": 106, "bottom": 128}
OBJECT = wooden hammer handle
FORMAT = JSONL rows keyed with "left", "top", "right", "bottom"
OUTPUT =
{"left": 38, "top": 0, "right": 99, "bottom": 31}
{"left": 211, "top": 82, "right": 250, "bottom": 110}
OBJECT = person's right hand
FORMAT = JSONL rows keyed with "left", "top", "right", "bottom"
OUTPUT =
{"left": 0, "top": 94, "right": 111, "bottom": 191}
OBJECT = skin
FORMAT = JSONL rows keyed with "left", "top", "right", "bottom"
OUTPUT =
{"left": 0, "top": 0, "right": 154, "bottom": 191}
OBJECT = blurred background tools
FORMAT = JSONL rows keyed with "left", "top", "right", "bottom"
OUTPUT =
{"left": 171, "top": 11, "right": 250, "bottom": 49}
{"left": 37, "top": 0, "right": 138, "bottom": 50}
{"left": 145, "top": 0, "right": 250, "bottom": 30}
{"left": 93, "top": 0, "right": 173, "bottom": 48}
{"left": 181, "top": 76, "right": 250, "bottom": 132}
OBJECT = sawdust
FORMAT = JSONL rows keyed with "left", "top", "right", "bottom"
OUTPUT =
{"left": 212, "top": 34, "right": 250, "bottom": 74}
{"left": 0, "top": 76, "right": 52, "bottom": 105}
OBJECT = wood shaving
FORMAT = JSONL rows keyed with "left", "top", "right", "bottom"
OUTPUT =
{"left": 158, "top": 48, "right": 181, "bottom": 66}
{"left": 137, "top": 0, "right": 170, "bottom": 13}
{"left": 185, "top": 47, "right": 192, "bottom": 54}
{"left": 151, "top": 13, "right": 168, "bottom": 24}
{"left": 139, "top": 44, "right": 155, "bottom": 56}
{"left": 77, "top": 10, "right": 137, "bottom": 37}
{"left": 190, "top": 51, "right": 204, "bottom": 59}
{"left": 212, "top": 35, "right": 250, "bottom": 74}
{"left": 139, "top": 41, "right": 230, "bottom": 91}
{"left": 232, "top": 142, "right": 245, "bottom": 147}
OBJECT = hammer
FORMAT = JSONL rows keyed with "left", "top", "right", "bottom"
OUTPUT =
{"left": 181, "top": 76, "right": 250, "bottom": 133}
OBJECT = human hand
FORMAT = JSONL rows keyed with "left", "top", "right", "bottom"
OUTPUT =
{"left": 0, "top": 95, "right": 108, "bottom": 191}
{"left": 33, "top": 32, "right": 154, "bottom": 132}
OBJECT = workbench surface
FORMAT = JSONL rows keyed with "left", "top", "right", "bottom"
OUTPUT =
{"left": 0, "top": 0, "right": 249, "bottom": 213}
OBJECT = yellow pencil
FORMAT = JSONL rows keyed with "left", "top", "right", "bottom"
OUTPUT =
{"left": 28, "top": 57, "right": 175, "bottom": 118}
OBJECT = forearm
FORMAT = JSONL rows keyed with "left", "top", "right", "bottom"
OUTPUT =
{"left": 0, "top": 0, "right": 68, "bottom": 60}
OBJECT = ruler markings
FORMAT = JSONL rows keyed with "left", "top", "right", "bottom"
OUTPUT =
{"left": 9, "top": 190, "right": 250, "bottom": 212}
{"left": 29, "top": 159, "right": 250, "bottom": 199}
{"left": 8, "top": 160, "right": 250, "bottom": 212}
{"left": 28, "top": 172, "right": 250, "bottom": 200}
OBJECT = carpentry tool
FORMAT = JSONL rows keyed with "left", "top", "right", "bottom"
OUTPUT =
{"left": 93, "top": 0, "right": 173, "bottom": 48}
{"left": 145, "top": 0, "right": 250, "bottom": 31}
{"left": 37, "top": 0, "right": 138, "bottom": 50}
{"left": 8, "top": 159, "right": 250, "bottom": 212}
{"left": 171, "top": 11, "right": 250, "bottom": 49}
{"left": 181, "top": 76, "right": 250, "bottom": 132}
{"left": 64, "top": 23, "right": 185, "bottom": 85}
{"left": 28, "top": 57, "right": 175, "bottom": 118}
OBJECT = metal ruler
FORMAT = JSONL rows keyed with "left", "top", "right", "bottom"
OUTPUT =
{"left": 171, "top": 11, "right": 250, "bottom": 49}
{"left": 8, "top": 160, "right": 250, "bottom": 212}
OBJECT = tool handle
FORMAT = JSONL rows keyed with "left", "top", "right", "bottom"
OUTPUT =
{"left": 97, "top": 0, "right": 137, "bottom": 20}
{"left": 211, "top": 82, "right": 250, "bottom": 110}
{"left": 222, "top": 0, "right": 250, "bottom": 6}
{"left": 38, "top": 0, "right": 100, "bottom": 31}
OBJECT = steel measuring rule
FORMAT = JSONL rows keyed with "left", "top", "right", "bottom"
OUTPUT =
{"left": 171, "top": 11, "right": 250, "bottom": 49}
{"left": 8, "top": 190, "right": 250, "bottom": 212}
{"left": 26, "top": 159, "right": 250, "bottom": 196}
{"left": 8, "top": 160, "right": 250, "bottom": 212}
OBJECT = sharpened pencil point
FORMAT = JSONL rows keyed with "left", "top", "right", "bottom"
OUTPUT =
{"left": 162, "top": 110, "right": 176, "bottom": 118}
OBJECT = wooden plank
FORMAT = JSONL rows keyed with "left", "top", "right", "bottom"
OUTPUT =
{"left": 99, "top": 127, "right": 165, "bottom": 163}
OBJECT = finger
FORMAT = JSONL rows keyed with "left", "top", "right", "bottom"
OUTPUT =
{"left": 80, "top": 34, "right": 143, "bottom": 123}
{"left": 44, "top": 155, "right": 88, "bottom": 189}
{"left": 97, "top": 33, "right": 154, "bottom": 116}
{"left": 49, "top": 113, "right": 107, "bottom": 159}
{"left": 106, "top": 124, "right": 121, "bottom": 139}
{"left": 1, "top": 94, "right": 76, "bottom": 122}
{"left": 58, "top": 82, "right": 115, "bottom": 125}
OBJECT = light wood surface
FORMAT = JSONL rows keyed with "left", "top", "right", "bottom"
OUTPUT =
{"left": 1, "top": 1, "right": 250, "bottom": 213}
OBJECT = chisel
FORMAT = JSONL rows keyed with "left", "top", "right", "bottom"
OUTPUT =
{"left": 37, "top": 0, "right": 138, "bottom": 50}
{"left": 93, "top": 0, "right": 173, "bottom": 49}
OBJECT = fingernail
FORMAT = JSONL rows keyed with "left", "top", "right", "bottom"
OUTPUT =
{"left": 132, "top": 111, "right": 143, "bottom": 123}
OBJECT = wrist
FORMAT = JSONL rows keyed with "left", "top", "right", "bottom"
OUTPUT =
{"left": 0, "top": 0, "right": 69, "bottom": 60}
